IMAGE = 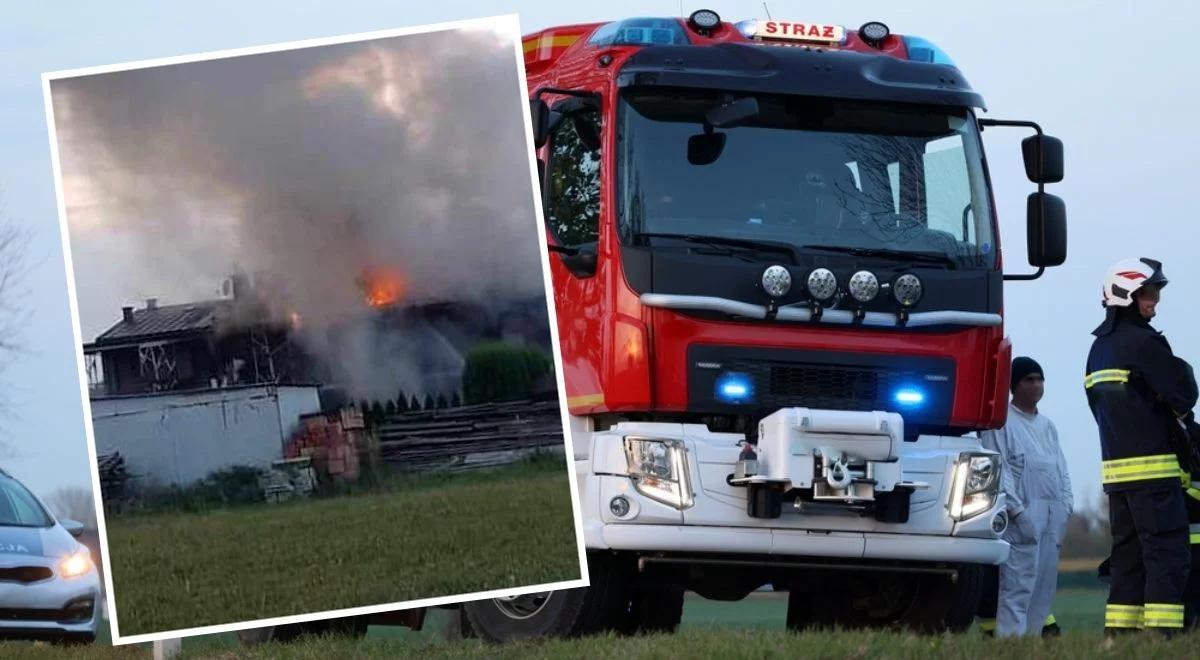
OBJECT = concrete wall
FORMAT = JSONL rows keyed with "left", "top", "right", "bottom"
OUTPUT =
{"left": 89, "top": 385, "right": 321, "bottom": 487}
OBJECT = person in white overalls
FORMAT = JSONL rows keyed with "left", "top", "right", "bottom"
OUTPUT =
{"left": 980, "top": 357, "right": 1073, "bottom": 636}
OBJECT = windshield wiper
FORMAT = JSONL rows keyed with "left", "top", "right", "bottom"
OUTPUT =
{"left": 638, "top": 232, "right": 795, "bottom": 261}
{"left": 799, "top": 244, "right": 958, "bottom": 268}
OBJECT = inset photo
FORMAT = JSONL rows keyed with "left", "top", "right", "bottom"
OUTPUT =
{"left": 43, "top": 15, "right": 582, "bottom": 643}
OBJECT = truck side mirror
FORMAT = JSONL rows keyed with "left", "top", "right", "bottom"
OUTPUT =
{"left": 559, "top": 243, "right": 598, "bottom": 278}
{"left": 530, "top": 99, "right": 550, "bottom": 149}
{"left": 1027, "top": 192, "right": 1066, "bottom": 267}
{"left": 979, "top": 119, "right": 1066, "bottom": 281}
{"left": 1021, "top": 134, "right": 1063, "bottom": 184}
{"left": 61, "top": 519, "right": 85, "bottom": 538}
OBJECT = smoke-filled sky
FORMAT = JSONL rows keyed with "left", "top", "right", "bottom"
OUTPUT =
{"left": 51, "top": 22, "right": 543, "bottom": 343}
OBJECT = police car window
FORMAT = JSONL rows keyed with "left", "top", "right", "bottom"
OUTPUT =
{"left": 0, "top": 477, "right": 52, "bottom": 527}
{"left": 546, "top": 109, "right": 601, "bottom": 247}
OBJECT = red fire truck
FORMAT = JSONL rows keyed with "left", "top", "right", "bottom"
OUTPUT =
{"left": 241, "top": 12, "right": 1066, "bottom": 644}
{"left": 457, "top": 11, "right": 1065, "bottom": 639}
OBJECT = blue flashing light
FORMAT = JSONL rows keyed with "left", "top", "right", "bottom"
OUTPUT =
{"left": 901, "top": 35, "right": 957, "bottom": 67}
{"left": 894, "top": 387, "right": 926, "bottom": 407}
{"left": 589, "top": 18, "right": 691, "bottom": 48}
{"left": 716, "top": 372, "right": 755, "bottom": 404}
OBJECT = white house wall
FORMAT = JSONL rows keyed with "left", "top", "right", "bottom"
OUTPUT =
{"left": 89, "top": 385, "right": 322, "bottom": 488}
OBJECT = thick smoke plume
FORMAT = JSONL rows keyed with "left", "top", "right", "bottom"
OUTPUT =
{"left": 52, "top": 25, "right": 548, "bottom": 400}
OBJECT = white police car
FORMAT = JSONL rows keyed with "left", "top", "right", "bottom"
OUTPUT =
{"left": 0, "top": 469, "right": 100, "bottom": 644}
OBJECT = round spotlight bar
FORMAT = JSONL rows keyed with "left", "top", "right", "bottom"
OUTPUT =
{"left": 807, "top": 268, "right": 838, "bottom": 301}
{"left": 761, "top": 265, "right": 792, "bottom": 298}
{"left": 859, "top": 21, "right": 890, "bottom": 48}
{"left": 689, "top": 9, "right": 721, "bottom": 34}
{"left": 848, "top": 270, "right": 880, "bottom": 303}
{"left": 893, "top": 273, "right": 923, "bottom": 307}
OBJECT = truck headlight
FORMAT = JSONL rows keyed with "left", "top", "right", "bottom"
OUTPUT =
{"left": 948, "top": 453, "right": 999, "bottom": 521}
{"left": 59, "top": 550, "right": 93, "bottom": 579}
{"left": 623, "top": 437, "right": 693, "bottom": 509}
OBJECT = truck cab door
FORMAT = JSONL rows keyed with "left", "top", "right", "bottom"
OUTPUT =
{"left": 542, "top": 101, "right": 607, "bottom": 409}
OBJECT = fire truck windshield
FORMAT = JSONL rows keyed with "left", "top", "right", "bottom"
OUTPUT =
{"left": 616, "top": 89, "right": 996, "bottom": 269}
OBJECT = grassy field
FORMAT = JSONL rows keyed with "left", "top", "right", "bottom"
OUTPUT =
{"left": 103, "top": 460, "right": 580, "bottom": 636}
{"left": 183, "top": 627, "right": 1200, "bottom": 659}
{"left": 6, "top": 580, "right": 1193, "bottom": 658}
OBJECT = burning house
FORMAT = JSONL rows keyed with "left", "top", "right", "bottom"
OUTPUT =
{"left": 83, "top": 269, "right": 553, "bottom": 488}
{"left": 84, "top": 271, "right": 553, "bottom": 404}
{"left": 83, "top": 274, "right": 317, "bottom": 397}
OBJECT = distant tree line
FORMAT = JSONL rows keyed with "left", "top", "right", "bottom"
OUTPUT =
{"left": 358, "top": 342, "right": 554, "bottom": 428}
{"left": 358, "top": 391, "right": 462, "bottom": 427}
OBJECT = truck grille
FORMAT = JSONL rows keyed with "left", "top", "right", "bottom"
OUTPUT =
{"left": 759, "top": 363, "right": 917, "bottom": 411}
{"left": 0, "top": 566, "right": 53, "bottom": 583}
{"left": 687, "top": 345, "right": 956, "bottom": 427}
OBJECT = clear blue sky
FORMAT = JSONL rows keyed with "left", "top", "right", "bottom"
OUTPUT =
{"left": 2, "top": 1, "right": 1195, "bottom": 511}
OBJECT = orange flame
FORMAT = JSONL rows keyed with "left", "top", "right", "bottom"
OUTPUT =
{"left": 359, "top": 266, "right": 407, "bottom": 309}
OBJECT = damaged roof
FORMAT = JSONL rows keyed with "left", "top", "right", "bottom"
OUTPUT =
{"left": 90, "top": 300, "right": 228, "bottom": 347}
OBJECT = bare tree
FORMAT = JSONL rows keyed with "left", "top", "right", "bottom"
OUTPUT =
{"left": 0, "top": 192, "right": 30, "bottom": 420}
{"left": 45, "top": 485, "right": 98, "bottom": 529}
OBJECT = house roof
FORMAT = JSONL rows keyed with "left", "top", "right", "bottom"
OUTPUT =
{"left": 91, "top": 300, "right": 228, "bottom": 346}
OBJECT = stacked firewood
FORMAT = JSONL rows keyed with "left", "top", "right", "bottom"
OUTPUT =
{"left": 377, "top": 400, "right": 564, "bottom": 472}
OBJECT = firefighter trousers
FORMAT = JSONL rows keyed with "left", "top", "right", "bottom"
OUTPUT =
{"left": 1106, "top": 486, "right": 1190, "bottom": 630}
{"left": 1186, "top": 491, "right": 1200, "bottom": 628}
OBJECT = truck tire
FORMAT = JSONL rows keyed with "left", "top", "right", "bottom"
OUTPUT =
{"left": 461, "top": 553, "right": 632, "bottom": 641}
{"left": 785, "top": 586, "right": 841, "bottom": 631}
{"left": 236, "top": 616, "right": 369, "bottom": 645}
{"left": 625, "top": 587, "right": 685, "bottom": 634}
{"left": 902, "top": 563, "right": 985, "bottom": 633}
{"left": 786, "top": 565, "right": 984, "bottom": 633}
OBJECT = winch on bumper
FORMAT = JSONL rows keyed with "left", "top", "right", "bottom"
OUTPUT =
{"left": 578, "top": 407, "right": 1009, "bottom": 567}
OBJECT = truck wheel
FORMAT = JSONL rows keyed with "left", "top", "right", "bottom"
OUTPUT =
{"left": 902, "top": 564, "right": 985, "bottom": 633}
{"left": 236, "top": 616, "right": 369, "bottom": 645}
{"left": 461, "top": 553, "right": 632, "bottom": 641}
{"left": 626, "top": 587, "right": 685, "bottom": 634}
{"left": 785, "top": 587, "right": 841, "bottom": 631}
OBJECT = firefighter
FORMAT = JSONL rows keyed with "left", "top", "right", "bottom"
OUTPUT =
{"left": 1186, "top": 466, "right": 1200, "bottom": 629}
{"left": 1097, "top": 415, "right": 1200, "bottom": 629}
{"left": 978, "top": 357, "right": 1072, "bottom": 637}
{"left": 1172, "top": 416, "right": 1200, "bottom": 628}
{"left": 1086, "top": 258, "right": 1198, "bottom": 636}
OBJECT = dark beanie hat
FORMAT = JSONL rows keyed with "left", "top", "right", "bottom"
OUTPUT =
{"left": 1011, "top": 356, "right": 1044, "bottom": 392}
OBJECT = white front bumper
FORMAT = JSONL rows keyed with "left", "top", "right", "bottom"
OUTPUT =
{"left": 590, "top": 523, "right": 1007, "bottom": 565}
{"left": 0, "top": 570, "right": 101, "bottom": 638}
{"left": 577, "top": 418, "right": 1010, "bottom": 566}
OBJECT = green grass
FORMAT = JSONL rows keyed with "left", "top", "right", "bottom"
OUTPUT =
{"left": 0, "top": 583, "right": 1168, "bottom": 658}
{"left": 7, "top": 628, "right": 1198, "bottom": 660}
{"left": 192, "top": 628, "right": 1200, "bottom": 659}
{"left": 104, "top": 460, "right": 580, "bottom": 636}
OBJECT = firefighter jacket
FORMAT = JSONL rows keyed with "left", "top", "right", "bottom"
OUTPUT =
{"left": 1086, "top": 308, "right": 1198, "bottom": 492}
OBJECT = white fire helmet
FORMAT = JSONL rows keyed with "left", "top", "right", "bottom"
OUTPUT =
{"left": 1101, "top": 258, "right": 1168, "bottom": 308}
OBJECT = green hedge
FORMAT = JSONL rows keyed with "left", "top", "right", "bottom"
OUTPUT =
{"left": 462, "top": 342, "right": 553, "bottom": 405}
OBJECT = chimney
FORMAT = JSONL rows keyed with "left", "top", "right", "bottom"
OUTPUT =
{"left": 146, "top": 298, "right": 158, "bottom": 310}
{"left": 230, "top": 272, "right": 250, "bottom": 300}
{"left": 122, "top": 306, "right": 134, "bottom": 323}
